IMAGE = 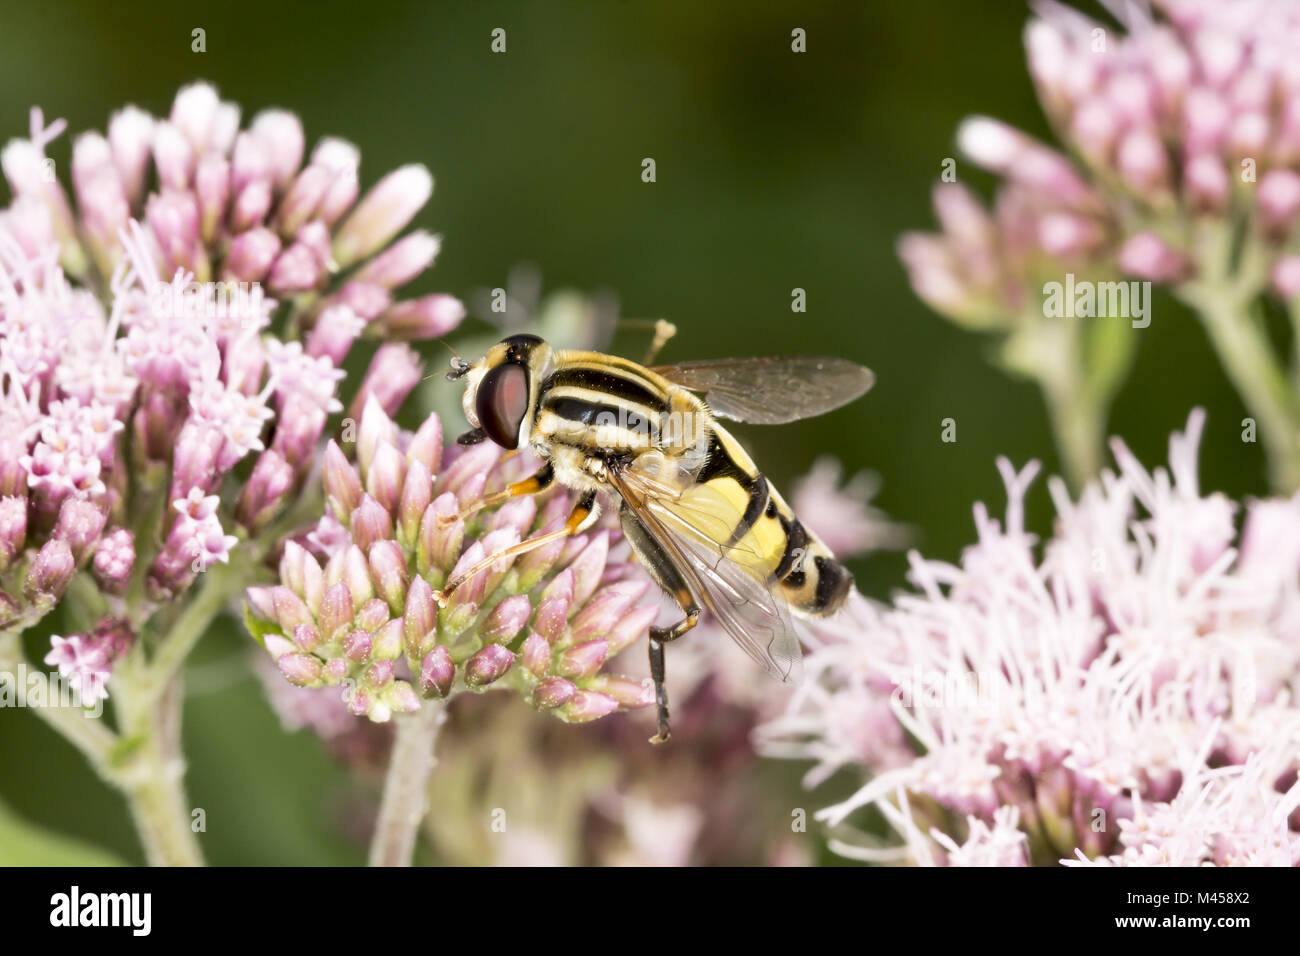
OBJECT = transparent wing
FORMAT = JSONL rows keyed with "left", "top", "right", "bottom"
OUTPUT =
{"left": 650, "top": 356, "right": 874, "bottom": 424}
{"left": 606, "top": 454, "right": 804, "bottom": 682}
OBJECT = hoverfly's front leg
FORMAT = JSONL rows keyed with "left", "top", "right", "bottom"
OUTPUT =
{"left": 620, "top": 509, "right": 699, "bottom": 744}
{"left": 433, "top": 488, "right": 595, "bottom": 607}
{"left": 444, "top": 462, "right": 555, "bottom": 525}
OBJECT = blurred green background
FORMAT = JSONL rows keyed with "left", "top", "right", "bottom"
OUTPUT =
{"left": 0, "top": 0, "right": 1266, "bottom": 864}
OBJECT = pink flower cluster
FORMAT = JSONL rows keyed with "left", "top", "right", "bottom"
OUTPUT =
{"left": 247, "top": 398, "right": 660, "bottom": 724}
{"left": 0, "top": 82, "right": 463, "bottom": 700}
{"left": 900, "top": 0, "right": 1300, "bottom": 323}
{"left": 43, "top": 619, "right": 134, "bottom": 706}
{"left": 763, "top": 411, "right": 1300, "bottom": 866}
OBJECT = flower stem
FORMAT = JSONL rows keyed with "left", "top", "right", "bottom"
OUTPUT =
{"left": 369, "top": 701, "right": 446, "bottom": 867}
{"left": 116, "top": 675, "right": 204, "bottom": 866}
{"left": 1192, "top": 290, "right": 1300, "bottom": 492}
{"left": 1040, "top": 369, "right": 1105, "bottom": 494}
{"left": 145, "top": 561, "right": 249, "bottom": 693}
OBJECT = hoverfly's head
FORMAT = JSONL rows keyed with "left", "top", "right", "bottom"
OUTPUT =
{"left": 449, "top": 333, "right": 552, "bottom": 450}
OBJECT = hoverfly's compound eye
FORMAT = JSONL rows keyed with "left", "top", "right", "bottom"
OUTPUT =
{"left": 475, "top": 363, "right": 529, "bottom": 449}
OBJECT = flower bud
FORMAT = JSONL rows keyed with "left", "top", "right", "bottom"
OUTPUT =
{"left": 0, "top": 496, "right": 28, "bottom": 572}
{"left": 419, "top": 645, "right": 455, "bottom": 698}
{"left": 521, "top": 632, "right": 552, "bottom": 676}
{"left": 278, "top": 652, "right": 322, "bottom": 686}
{"left": 368, "top": 539, "right": 408, "bottom": 613}
{"left": 332, "top": 164, "right": 433, "bottom": 268}
{"left": 465, "top": 643, "right": 514, "bottom": 687}
{"left": 532, "top": 676, "right": 577, "bottom": 710}
{"left": 560, "top": 690, "right": 619, "bottom": 723}
{"left": 322, "top": 441, "right": 362, "bottom": 523}
{"left": 557, "top": 639, "right": 608, "bottom": 679}
{"left": 481, "top": 594, "right": 532, "bottom": 644}
{"left": 403, "top": 575, "right": 437, "bottom": 661}
{"left": 24, "top": 539, "right": 74, "bottom": 603}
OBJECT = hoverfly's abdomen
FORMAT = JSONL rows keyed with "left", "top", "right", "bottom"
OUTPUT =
{"left": 774, "top": 528, "right": 852, "bottom": 616}
{"left": 694, "top": 426, "right": 853, "bottom": 618}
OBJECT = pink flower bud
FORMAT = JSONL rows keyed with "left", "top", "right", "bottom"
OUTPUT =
{"left": 1271, "top": 255, "right": 1300, "bottom": 299}
{"left": 587, "top": 675, "right": 654, "bottom": 709}
{"left": 1257, "top": 170, "right": 1300, "bottom": 232}
{"left": 568, "top": 532, "right": 609, "bottom": 606}
{"left": 397, "top": 458, "right": 433, "bottom": 548}
{"left": 521, "top": 632, "right": 552, "bottom": 676}
{"left": 322, "top": 441, "right": 363, "bottom": 524}
{"left": 25, "top": 539, "right": 74, "bottom": 602}
{"left": 108, "top": 105, "right": 154, "bottom": 205}
{"left": 343, "top": 629, "right": 372, "bottom": 663}
{"left": 318, "top": 582, "right": 355, "bottom": 643}
{"left": 482, "top": 594, "right": 532, "bottom": 644}
{"left": 355, "top": 597, "right": 391, "bottom": 633}
{"left": 292, "top": 623, "right": 322, "bottom": 653}
{"left": 0, "top": 496, "right": 28, "bottom": 572}
{"left": 279, "top": 652, "right": 322, "bottom": 686}
{"left": 557, "top": 639, "right": 608, "bottom": 679}
{"left": 406, "top": 415, "right": 443, "bottom": 478}
{"left": 368, "top": 540, "right": 408, "bottom": 613}
{"left": 347, "top": 343, "right": 422, "bottom": 421}
{"left": 1184, "top": 153, "right": 1230, "bottom": 211}
{"left": 353, "top": 231, "right": 441, "bottom": 288}
{"left": 371, "top": 618, "right": 404, "bottom": 661}
{"left": 606, "top": 604, "right": 658, "bottom": 654}
{"left": 380, "top": 294, "right": 466, "bottom": 340}
{"left": 1117, "top": 232, "right": 1191, "bottom": 282}
{"left": 365, "top": 443, "right": 406, "bottom": 515}
{"left": 465, "top": 643, "right": 514, "bottom": 687}
{"left": 560, "top": 690, "right": 619, "bottom": 723}
{"left": 403, "top": 575, "right": 437, "bottom": 660}
{"left": 419, "top": 645, "right": 455, "bottom": 698}
{"left": 222, "top": 226, "right": 282, "bottom": 282}
{"left": 250, "top": 109, "right": 304, "bottom": 190}
{"left": 332, "top": 164, "right": 433, "bottom": 268}
{"left": 383, "top": 681, "right": 421, "bottom": 715}
{"left": 350, "top": 494, "right": 393, "bottom": 553}
{"left": 533, "top": 676, "right": 577, "bottom": 709}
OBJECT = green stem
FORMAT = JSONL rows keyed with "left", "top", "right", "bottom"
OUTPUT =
{"left": 112, "top": 666, "right": 204, "bottom": 866}
{"left": 144, "top": 561, "right": 248, "bottom": 693}
{"left": 1005, "top": 319, "right": 1108, "bottom": 493}
{"left": 1039, "top": 367, "right": 1105, "bottom": 494}
{"left": 1192, "top": 291, "right": 1300, "bottom": 492}
{"left": 369, "top": 701, "right": 446, "bottom": 867}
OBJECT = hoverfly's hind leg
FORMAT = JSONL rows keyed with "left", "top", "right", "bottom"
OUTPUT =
{"left": 620, "top": 508, "right": 699, "bottom": 744}
{"left": 434, "top": 488, "right": 594, "bottom": 606}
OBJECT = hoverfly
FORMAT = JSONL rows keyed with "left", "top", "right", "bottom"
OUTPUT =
{"left": 437, "top": 329, "right": 873, "bottom": 742}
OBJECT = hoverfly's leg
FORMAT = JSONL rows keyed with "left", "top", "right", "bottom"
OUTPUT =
{"left": 433, "top": 489, "right": 595, "bottom": 606}
{"left": 620, "top": 508, "right": 699, "bottom": 744}
{"left": 446, "top": 463, "right": 554, "bottom": 524}
{"left": 642, "top": 319, "right": 678, "bottom": 365}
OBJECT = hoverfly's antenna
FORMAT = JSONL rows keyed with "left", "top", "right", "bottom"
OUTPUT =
{"left": 609, "top": 318, "right": 677, "bottom": 363}
{"left": 424, "top": 339, "right": 473, "bottom": 381}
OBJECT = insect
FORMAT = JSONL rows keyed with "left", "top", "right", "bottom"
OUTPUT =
{"left": 437, "top": 329, "right": 873, "bottom": 742}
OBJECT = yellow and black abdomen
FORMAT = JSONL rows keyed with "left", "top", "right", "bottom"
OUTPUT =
{"left": 690, "top": 424, "right": 852, "bottom": 618}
